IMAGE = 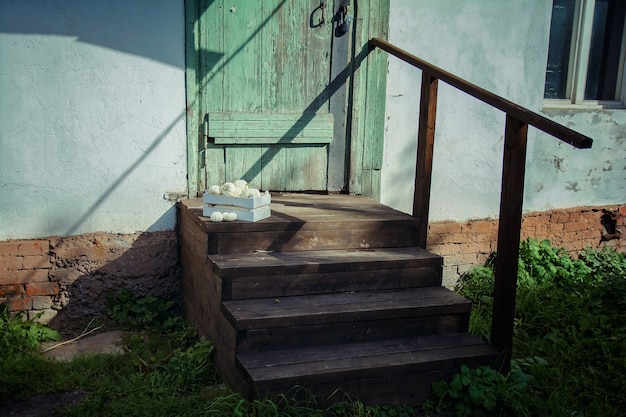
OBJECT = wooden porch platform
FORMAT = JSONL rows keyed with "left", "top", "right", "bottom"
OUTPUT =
{"left": 178, "top": 193, "right": 500, "bottom": 406}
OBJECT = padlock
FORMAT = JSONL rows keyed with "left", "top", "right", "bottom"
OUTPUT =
{"left": 340, "top": 20, "right": 349, "bottom": 33}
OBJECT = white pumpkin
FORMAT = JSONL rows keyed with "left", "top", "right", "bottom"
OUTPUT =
{"left": 223, "top": 212, "right": 238, "bottom": 222}
{"left": 233, "top": 179, "right": 248, "bottom": 194}
{"left": 210, "top": 211, "right": 224, "bottom": 222}
{"left": 246, "top": 188, "right": 261, "bottom": 198}
{"left": 207, "top": 185, "right": 222, "bottom": 195}
{"left": 221, "top": 182, "right": 242, "bottom": 197}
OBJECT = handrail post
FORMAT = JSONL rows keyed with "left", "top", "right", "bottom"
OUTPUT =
{"left": 491, "top": 114, "right": 528, "bottom": 371}
{"left": 413, "top": 72, "right": 438, "bottom": 248}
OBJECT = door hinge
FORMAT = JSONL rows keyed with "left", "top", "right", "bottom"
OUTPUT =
{"left": 200, "top": 115, "right": 209, "bottom": 150}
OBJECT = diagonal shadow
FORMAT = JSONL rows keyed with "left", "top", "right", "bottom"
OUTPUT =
{"left": 239, "top": 42, "right": 371, "bottom": 183}
{"left": 194, "top": 0, "right": 288, "bottom": 95}
{"left": 63, "top": 110, "right": 186, "bottom": 236}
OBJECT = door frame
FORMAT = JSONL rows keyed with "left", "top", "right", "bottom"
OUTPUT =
{"left": 184, "top": 0, "right": 389, "bottom": 199}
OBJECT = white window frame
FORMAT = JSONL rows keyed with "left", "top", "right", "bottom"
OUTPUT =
{"left": 544, "top": 0, "right": 626, "bottom": 109}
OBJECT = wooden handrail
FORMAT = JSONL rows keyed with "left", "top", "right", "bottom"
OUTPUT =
{"left": 369, "top": 37, "right": 593, "bottom": 371}
{"left": 370, "top": 38, "right": 593, "bottom": 149}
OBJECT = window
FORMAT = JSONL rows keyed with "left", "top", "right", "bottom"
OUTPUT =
{"left": 544, "top": 0, "right": 626, "bottom": 107}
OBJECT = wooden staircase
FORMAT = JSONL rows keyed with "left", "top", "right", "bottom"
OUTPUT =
{"left": 179, "top": 194, "right": 500, "bottom": 406}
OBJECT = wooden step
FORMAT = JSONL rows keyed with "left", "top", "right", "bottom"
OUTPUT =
{"left": 222, "top": 287, "right": 471, "bottom": 352}
{"left": 210, "top": 247, "right": 443, "bottom": 300}
{"left": 178, "top": 194, "right": 420, "bottom": 254}
{"left": 237, "top": 333, "right": 501, "bottom": 405}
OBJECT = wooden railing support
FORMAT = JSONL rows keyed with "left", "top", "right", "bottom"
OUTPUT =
{"left": 413, "top": 72, "right": 438, "bottom": 248}
{"left": 369, "top": 37, "right": 593, "bottom": 372}
{"left": 490, "top": 115, "right": 528, "bottom": 371}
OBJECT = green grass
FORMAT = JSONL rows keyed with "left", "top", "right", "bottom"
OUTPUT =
{"left": 445, "top": 239, "right": 626, "bottom": 417}
{"left": 4, "top": 241, "right": 623, "bottom": 416}
{"left": 0, "top": 293, "right": 416, "bottom": 417}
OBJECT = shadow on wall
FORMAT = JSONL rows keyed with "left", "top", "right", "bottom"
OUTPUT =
{"left": 48, "top": 227, "right": 179, "bottom": 319}
{"left": 0, "top": 0, "right": 187, "bottom": 69}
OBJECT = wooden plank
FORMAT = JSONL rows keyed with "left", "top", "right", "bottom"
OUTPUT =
{"left": 244, "top": 343, "right": 497, "bottom": 383}
{"left": 238, "top": 333, "right": 490, "bottom": 369}
{"left": 223, "top": 146, "right": 263, "bottom": 186}
{"left": 211, "top": 247, "right": 442, "bottom": 277}
{"left": 179, "top": 194, "right": 420, "bottom": 234}
{"left": 211, "top": 228, "right": 415, "bottom": 253}
{"left": 223, "top": 0, "right": 263, "bottom": 112}
{"left": 201, "top": 0, "right": 227, "bottom": 189}
{"left": 362, "top": 0, "right": 389, "bottom": 173}
{"left": 413, "top": 72, "right": 438, "bottom": 248}
{"left": 222, "top": 287, "right": 471, "bottom": 330}
{"left": 491, "top": 115, "right": 528, "bottom": 371}
{"left": 226, "top": 267, "right": 441, "bottom": 300}
{"left": 185, "top": 0, "right": 201, "bottom": 196}
{"left": 214, "top": 137, "right": 331, "bottom": 145}
{"left": 236, "top": 314, "right": 466, "bottom": 353}
{"left": 209, "top": 113, "right": 334, "bottom": 141}
{"left": 261, "top": 145, "right": 287, "bottom": 190}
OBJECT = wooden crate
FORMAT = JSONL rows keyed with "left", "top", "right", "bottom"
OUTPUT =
{"left": 203, "top": 191, "right": 271, "bottom": 222}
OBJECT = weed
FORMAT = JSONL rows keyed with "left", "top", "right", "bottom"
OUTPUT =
{"left": 0, "top": 304, "right": 60, "bottom": 357}
{"left": 452, "top": 239, "right": 626, "bottom": 416}
{"left": 105, "top": 288, "right": 185, "bottom": 333}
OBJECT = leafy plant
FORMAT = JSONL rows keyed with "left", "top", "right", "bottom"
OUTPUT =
{"left": 367, "top": 404, "right": 415, "bottom": 417}
{"left": 432, "top": 364, "right": 504, "bottom": 417}
{"left": 105, "top": 288, "right": 183, "bottom": 333}
{"left": 0, "top": 304, "right": 60, "bottom": 356}
{"left": 454, "top": 239, "right": 626, "bottom": 416}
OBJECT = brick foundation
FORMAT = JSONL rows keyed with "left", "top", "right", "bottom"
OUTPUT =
{"left": 0, "top": 231, "right": 179, "bottom": 323}
{"left": 428, "top": 205, "right": 625, "bottom": 288}
{"left": 1, "top": 205, "right": 623, "bottom": 320}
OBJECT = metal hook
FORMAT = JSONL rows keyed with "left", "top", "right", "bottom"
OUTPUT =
{"left": 310, "top": 1, "right": 325, "bottom": 28}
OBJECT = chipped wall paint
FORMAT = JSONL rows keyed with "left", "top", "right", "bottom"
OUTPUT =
{"left": 382, "top": 0, "right": 626, "bottom": 221}
{"left": 0, "top": 0, "right": 187, "bottom": 240}
{"left": 526, "top": 109, "right": 626, "bottom": 210}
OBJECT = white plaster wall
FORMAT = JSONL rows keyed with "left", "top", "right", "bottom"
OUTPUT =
{"left": 382, "top": 0, "right": 625, "bottom": 221}
{"left": 0, "top": 0, "right": 187, "bottom": 239}
{"left": 526, "top": 109, "right": 626, "bottom": 210}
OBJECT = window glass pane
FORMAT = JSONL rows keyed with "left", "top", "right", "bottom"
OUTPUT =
{"left": 545, "top": 0, "right": 576, "bottom": 99}
{"left": 585, "top": 0, "right": 626, "bottom": 100}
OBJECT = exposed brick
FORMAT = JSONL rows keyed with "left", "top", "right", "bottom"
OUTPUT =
{"left": 6, "top": 297, "right": 31, "bottom": 312}
{"left": 21, "top": 255, "right": 52, "bottom": 270}
{"left": 25, "top": 282, "right": 59, "bottom": 297}
{"left": 520, "top": 227, "right": 536, "bottom": 240}
{"left": 467, "top": 220, "right": 497, "bottom": 234}
{"left": 0, "top": 241, "right": 21, "bottom": 257}
{"left": 437, "top": 232, "right": 468, "bottom": 245}
{"left": 31, "top": 296, "right": 53, "bottom": 310}
{"left": 0, "top": 284, "right": 24, "bottom": 297}
{"left": 471, "top": 233, "right": 497, "bottom": 243}
{"left": 551, "top": 212, "right": 577, "bottom": 223}
{"left": 445, "top": 252, "right": 483, "bottom": 267}
{"left": 429, "top": 222, "right": 463, "bottom": 235}
{"left": 564, "top": 221, "right": 588, "bottom": 233}
{"left": 426, "top": 243, "right": 461, "bottom": 257}
{"left": 0, "top": 269, "right": 49, "bottom": 286}
{"left": 0, "top": 256, "right": 22, "bottom": 271}
{"left": 458, "top": 242, "right": 493, "bottom": 255}
{"left": 18, "top": 240, "right": 49, "bottom": 256}
{"left": 521, "top": 215, "right": 545, "bottom": 227}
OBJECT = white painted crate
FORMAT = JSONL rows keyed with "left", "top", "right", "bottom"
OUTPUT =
{"left": 202, "top": 191, "right": 271, "bottom": 222}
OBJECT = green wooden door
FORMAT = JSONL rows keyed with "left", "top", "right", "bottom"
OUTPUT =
{"left": 186, "top": 0, "right": 389, "bottom": 196}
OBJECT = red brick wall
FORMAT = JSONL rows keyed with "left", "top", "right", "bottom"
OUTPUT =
{"left": 2, "top": 206, "right": 623, "bottom": 320}
{"left": 0, "top": 240, "right": 58, "bottom": 321}
{"left": 427, "top": 205, "right": 625, "bottom": 287}
{"left": 0, "top": 231, "right": 179, "bottom": 323}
